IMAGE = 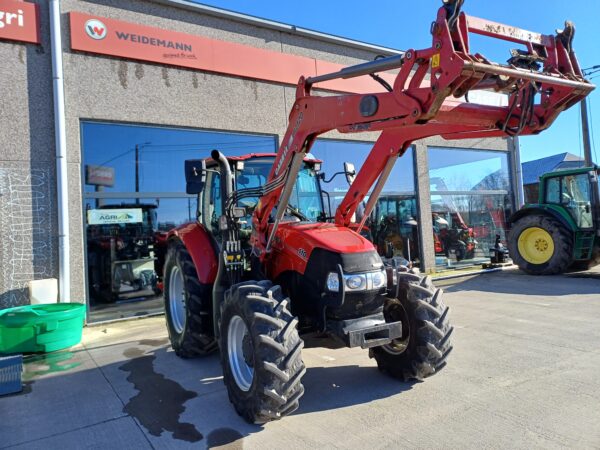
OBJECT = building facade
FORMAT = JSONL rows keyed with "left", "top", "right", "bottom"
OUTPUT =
{"left": 0, "top": 0, "right": 520, "bottom": 322}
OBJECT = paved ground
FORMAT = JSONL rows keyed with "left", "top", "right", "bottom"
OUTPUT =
{"left": 1, "top": 267, "right": 600, "bottom": 449}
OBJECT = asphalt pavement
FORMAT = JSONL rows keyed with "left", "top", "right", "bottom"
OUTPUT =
{"left": 1, "top": 267, "right": 599, "bottom": 449}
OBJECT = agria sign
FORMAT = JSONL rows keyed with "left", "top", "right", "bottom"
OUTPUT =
{"left": 0, "top": 0, "right": 40, "bottom": 44}
{"left": 87, "top": 208, "right": 143, "bottom": 225}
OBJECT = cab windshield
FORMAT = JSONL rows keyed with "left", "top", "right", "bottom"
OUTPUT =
{"left": 235, "top": 157, "right": 324, "bottom": 222}
{"left": 546, "top": 172, "right": 594, "bottom": 229}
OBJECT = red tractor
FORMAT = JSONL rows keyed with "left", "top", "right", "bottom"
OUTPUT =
{"left": 160, "top": 0, "right": 592, "bottom": 423}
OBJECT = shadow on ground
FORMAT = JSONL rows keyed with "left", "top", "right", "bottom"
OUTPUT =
{"left": 443, "top": 268, "right": 600, "bottom": 296}
{"left": 4, "top": 338, "right": 413, "bottom": 449}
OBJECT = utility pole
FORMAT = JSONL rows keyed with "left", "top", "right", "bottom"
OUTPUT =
{"left": 582, "top": 65, "right": 599, "bottom": 166}
{"left": 135, "top": 143, "right": 140, "bottom": 204}
{"left": 580, "top": 97, "right": 593, "bottom": 166}
{"left": 134, "top": 141, "right": 151, "bottom": 205}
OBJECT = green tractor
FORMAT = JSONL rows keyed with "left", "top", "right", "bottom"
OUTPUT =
{"left": 508, "top": 166, "right": 600, "bottom": 275}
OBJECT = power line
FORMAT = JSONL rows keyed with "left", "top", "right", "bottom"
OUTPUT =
{"left": 94, "top": 140, "right": 276, "bottom": 166}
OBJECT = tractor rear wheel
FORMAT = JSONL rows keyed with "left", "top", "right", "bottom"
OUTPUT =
{"left": 370, "top": 271, "right": 453, "bottom": 381}
{"left": 220, "top": 281, "right": 305, "bottom": 424}
{"left": 164, "top": 242, "right": 217, "bottom": 358}
{"left": 508, "top": 214, "right": 573, "bottom": 275}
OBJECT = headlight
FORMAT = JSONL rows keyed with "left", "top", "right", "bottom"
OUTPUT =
{"left": 326, "top": 270, "right": 387, "bottom": 292}
{"left": 346, "top": 275, "right": 366, "bottom": 290}
{"left": 326, "top": 272, "right": 340, "bottom": 292}
{"left": 371, "top": 270, "right": 387, "bottom": 289}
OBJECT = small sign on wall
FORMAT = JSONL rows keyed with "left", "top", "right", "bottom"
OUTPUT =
{"left": 0, "top": 0, "right": 40, "bottom": 44}
{"left": 88, "top": 208, "right": 143, "bottom": 225}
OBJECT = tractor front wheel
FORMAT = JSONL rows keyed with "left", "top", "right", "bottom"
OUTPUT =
{"left": 164, "top": 242, "right": 217, "bottom": 357}
{"left": 220, "top": 281, "right": 305, "bottom": 424}
{"left": 508, "top": 214, "right": 573, "bottom": 275}
{"left": 370, "top": 271, "right": 453, "bottom": 381}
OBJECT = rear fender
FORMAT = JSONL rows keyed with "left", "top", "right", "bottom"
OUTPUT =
{"left": 167, "top": 222, "right": 219, "bottom": 284}
{"left": 509, "top": 205, "right": 577, "bottom": 232}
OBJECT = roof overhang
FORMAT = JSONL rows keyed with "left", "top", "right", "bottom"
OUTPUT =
{"left": 149, "top": 0, "right": 402, "bottom": 56}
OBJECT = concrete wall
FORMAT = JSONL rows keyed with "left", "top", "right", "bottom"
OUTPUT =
{"left": 0, "top": 0, "right": 513, "bottom": 307}
{"left": 0, "top": 1, "right": 57, "bottom": 308}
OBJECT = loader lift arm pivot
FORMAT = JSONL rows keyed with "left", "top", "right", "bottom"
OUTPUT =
{"left": 250, "top": 0, "right": 594, "bottom": 262}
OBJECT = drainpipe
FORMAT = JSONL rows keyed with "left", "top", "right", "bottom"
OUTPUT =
{"left": 49, "top": 0, "right": 70, "bottom": 302}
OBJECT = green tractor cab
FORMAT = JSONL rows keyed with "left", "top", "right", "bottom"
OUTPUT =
{"left": 508, "top": 166, "right": 600, "bottom": 274}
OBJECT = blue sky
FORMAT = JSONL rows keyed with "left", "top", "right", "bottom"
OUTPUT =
{"left": 191, "top": 0, "right": 600, "bottom": 164}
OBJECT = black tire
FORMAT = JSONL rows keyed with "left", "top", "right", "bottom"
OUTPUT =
{"left": 219, "top": 280, "right": 305, "bottom": 424}
{"left": 508, "top": 214, "right": 573, "bottom": 275}
{"left": 163, "top": 242, "right": 217, "bottom": 358}
{"left": 370, "top": 271, "right": 453, "bottom": 381}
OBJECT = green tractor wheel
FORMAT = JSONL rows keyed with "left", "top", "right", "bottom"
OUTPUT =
{"left": 508, "top": 214, "right": 573, "bottom": 275}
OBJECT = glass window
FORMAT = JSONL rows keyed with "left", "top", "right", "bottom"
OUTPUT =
{"left": 82, "top": 122, "right": 277, "bottom": 193}
{"left": 289, "top": 166, "right": 324, "bottom": 221}
{"left": 545, "top": 177, "right": 560, "bottom": 204}
{"left": 561, "top": 173, "right": 593, "bottom": 229}
{"left": 311, "top": 139, "right": 414, "bottom": 219}
{"left": 311, "top": 139, "right": 415, "bottom": 194}
{"left": 371, "top": 195, "right": 420, "bottom": 263}
{"left": 428, "top": 147, "right": 513, "bottom": 268}
{"left": 82, "top": 122, "right": 277, "bottom": 322}
{"left": 429, "top": 147, "right": 510, "bottom": 192}
{"left": 310, "top": 139, "right": 418, "bottom": 263}
{"left": 431, "top": 193, "right": 511, "bottom": 265}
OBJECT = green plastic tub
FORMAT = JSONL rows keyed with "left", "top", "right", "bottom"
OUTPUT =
{"left": 0, "top": 304, "right": 85, "bottom": 354}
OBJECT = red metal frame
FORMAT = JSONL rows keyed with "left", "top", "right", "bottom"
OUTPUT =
{"left": 250, "top": 1, "right": 593, "bottom": 263}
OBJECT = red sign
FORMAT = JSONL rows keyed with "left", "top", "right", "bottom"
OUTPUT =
{"left": 69, "top": 12, "right": 396, "bottom": 94}
{"left": 85, "top": 165, "right": 115, "bottom": 187}
{"left": 0, "top": 0, "right": 40, "bottom": 44}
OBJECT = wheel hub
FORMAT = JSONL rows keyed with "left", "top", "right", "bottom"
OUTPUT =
{"left": 168, "top": 266, "right": 186, "bottom": 334}
{"left": 535, "top": 238, "right": 548, "bottom": 252}
{"left": 517, "top": 227, "right": 555, "bottom": 265}
{"left": 227, "top": 315, "right": 254, "bottom": 391}
{"left": 382, "top": 300, "right": 410, "bottom": 355}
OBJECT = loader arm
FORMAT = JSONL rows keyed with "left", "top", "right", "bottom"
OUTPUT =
{"left": 251, "top": 0, "right": 594, "bottom": 261}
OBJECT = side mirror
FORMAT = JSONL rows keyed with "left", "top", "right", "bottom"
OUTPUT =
{"left": 344, "top": 162, "right": 356, "bottom": 185}
{"left": 185, "top": 159, "right": 207, "bottom": 194}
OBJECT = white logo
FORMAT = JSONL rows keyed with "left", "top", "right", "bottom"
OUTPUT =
{"left": 85, "top": 19, "right": 107, "bottom": 40}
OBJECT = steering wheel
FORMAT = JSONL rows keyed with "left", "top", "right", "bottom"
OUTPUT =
{"left": 286, "top": 205, "right": 308, "bottom": 221}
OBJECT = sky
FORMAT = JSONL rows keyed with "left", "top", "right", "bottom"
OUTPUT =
{"left": 190, "top": 0, "right": 600, "bottom": 164}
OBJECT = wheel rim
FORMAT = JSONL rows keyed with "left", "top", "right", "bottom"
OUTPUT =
{"left": 168, "top": 266, "right": 186, "bottom": 334}
{"left": 227, "top": 315, "right": 254, "bottom": 391}
{"left": 518, "top": 227, "right": 555, "bottom": 265}
{"left": 382, "top": 300, "right": 410, "bottom": 355}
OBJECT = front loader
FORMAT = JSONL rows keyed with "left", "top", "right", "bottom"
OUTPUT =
{"left": 508, "top": 166, "right": 600, "bottom": 274}
{"left": 161, "top": 0, "right": 593, "bottom": 423}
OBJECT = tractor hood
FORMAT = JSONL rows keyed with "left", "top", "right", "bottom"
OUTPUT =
{"left": 277, "top": 222, "right": 374, "bottom": 255}
{"left": 268, "top": 222, "right": 380, "bottom": 279}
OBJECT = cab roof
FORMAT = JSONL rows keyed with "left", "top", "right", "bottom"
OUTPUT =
{"left": 203, "top": 152, "right": 322, "bottom": 166}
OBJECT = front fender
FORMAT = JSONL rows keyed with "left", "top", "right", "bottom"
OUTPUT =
{"left": 167, "top": 222, "right": 218, "bottom": 284}
{"left": 509, "top": 204, "right": 577, "bottom": 232}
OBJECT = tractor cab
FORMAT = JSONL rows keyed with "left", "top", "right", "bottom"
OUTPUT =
{"left": 187, "top": 153, "right": 326, "bottom": 235}
{"left": 539, "top": 166, "right": 600, "bottom": 231}
{"left": 183, "top": 153, "right": 332, "bottom": 281}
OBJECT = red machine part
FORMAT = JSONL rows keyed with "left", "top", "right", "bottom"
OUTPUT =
{"left": 250, "top": 0, "right": 593, "bottom": 264}
{"left": 167, "top": 223, "right": 218, "bottom": 284}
